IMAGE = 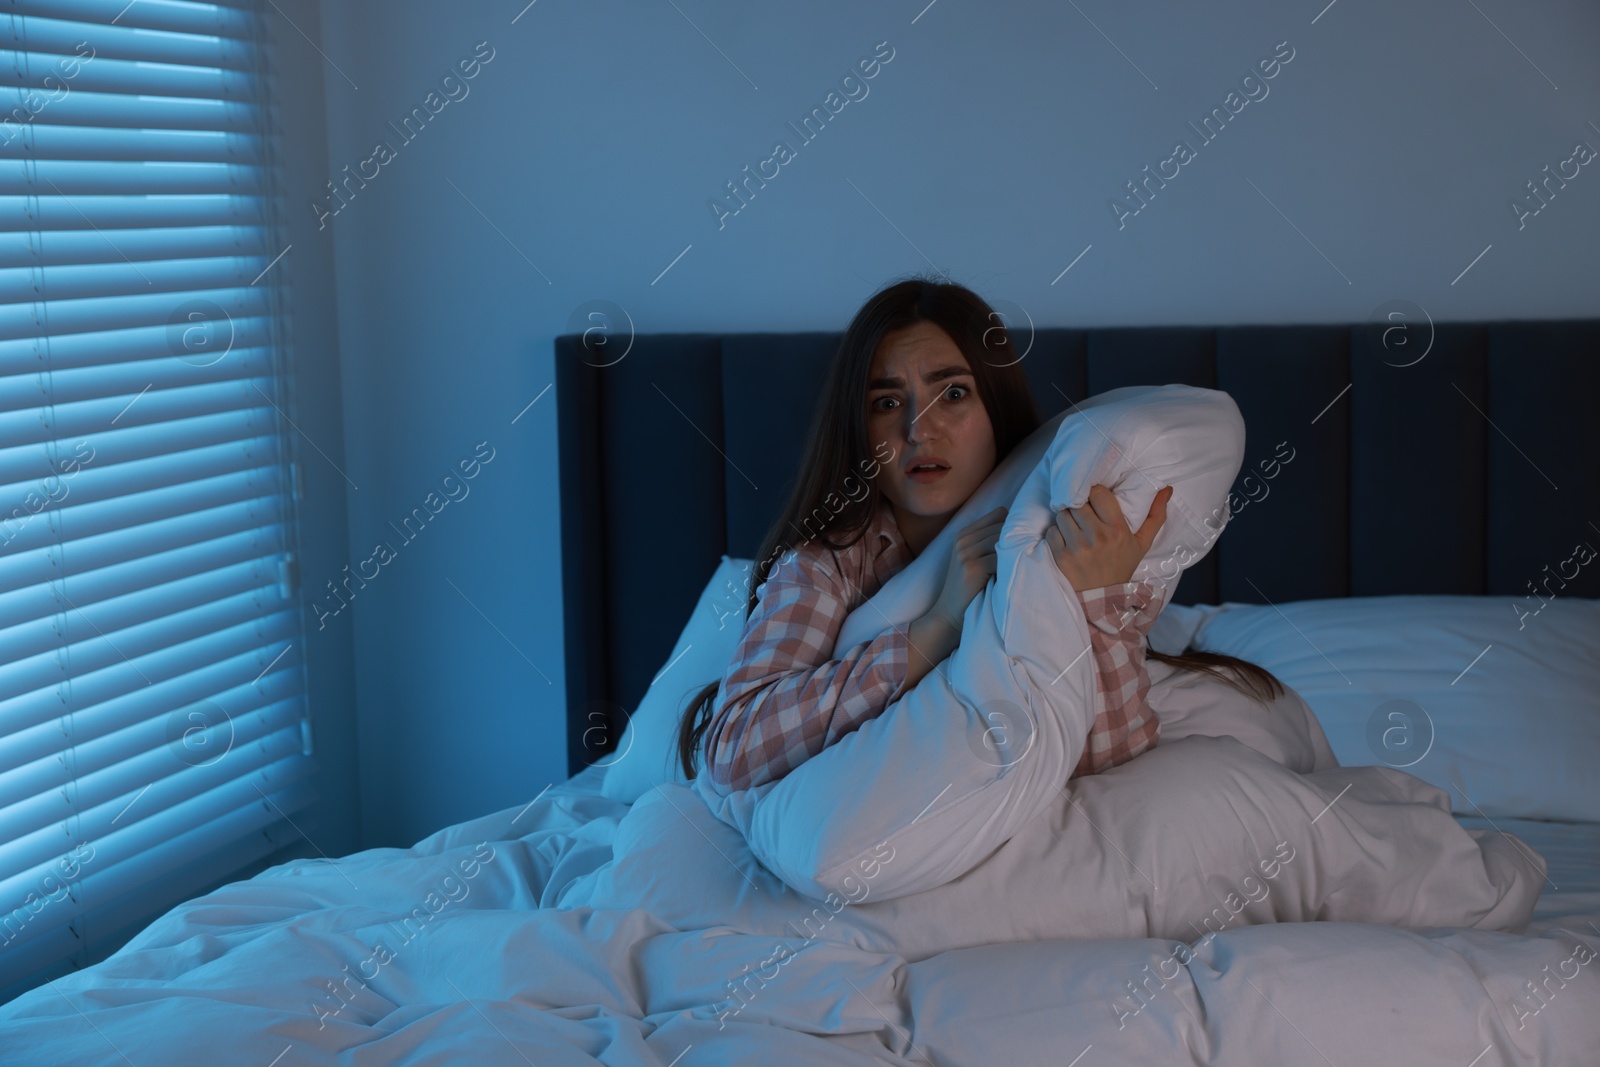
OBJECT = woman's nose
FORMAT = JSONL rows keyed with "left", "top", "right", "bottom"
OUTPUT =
{"left": 905, "top": 401, "right": 937, "bottom": 444}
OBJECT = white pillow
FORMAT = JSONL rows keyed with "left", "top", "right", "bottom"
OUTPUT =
{"left": 1189, "top": 595, "right": 1600, "bottom": 822}
{"left": 600, "top": 556, "right": 753, "bottom": 803}
{"left": 834, "top": 384, "right": 1245, "bottom": 652}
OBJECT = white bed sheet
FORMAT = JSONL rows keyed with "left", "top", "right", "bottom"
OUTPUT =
{"left": 1457, "top": 814, "right": 1600, "bottom": 936}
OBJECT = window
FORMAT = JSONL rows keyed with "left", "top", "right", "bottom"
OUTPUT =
{"left": 1, "top": 0, "right": 314, "bottom": 999}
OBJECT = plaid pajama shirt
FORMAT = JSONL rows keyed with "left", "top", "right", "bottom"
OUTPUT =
{"left": 703, "top": 503, "right": 1162, "bottom": 795}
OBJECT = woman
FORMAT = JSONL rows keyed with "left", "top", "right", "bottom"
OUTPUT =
{"left": 675, "top": 276, "right": 1283, "bottom": 792}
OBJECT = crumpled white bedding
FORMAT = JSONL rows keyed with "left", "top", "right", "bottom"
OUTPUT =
{"left": 0, "top": 749, "right": 1595, "bottom": 1066}
{"left": 4, "top": 375, "right": 1597, "bottom": 1063}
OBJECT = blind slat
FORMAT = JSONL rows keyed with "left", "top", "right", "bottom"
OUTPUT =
{"left": 0, "top": 343, "right": 273, "bottom": 413}
{"left": 0, "top": 194, "right": 264, "bottom": 232}
{"left": 0, "top": 285, "right": 270, "bottom": 343}
{"left": 0, "top": 158, "right": 261, "bottom": 196}
{"left": 0, "top": 255, "right": 269, "bottom": 308}
{"left": 1, "top": 14, "right": 255, "bottom": 71}
{"left": 3, "top": 1, "right": 255, "bottom": 41}
{"left": 0, "top": 318, "right": 273, "bottom": 374}
{"left": 0, "top": 48, "right": 249, "bottom": 99}
{"left": 0, "top": 225, "right": 268, "bottom": 270}
{"left": 0, "top": 377, "right": 279, "bottom": 453}
{"left": 0, "top": 124, "right": 262, "bottom": 164}
{"left": 0, "top": 84, "right": 259, "bottom": 126}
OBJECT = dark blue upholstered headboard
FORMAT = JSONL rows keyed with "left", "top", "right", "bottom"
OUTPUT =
{"left": 555, "top": 320, "right": 1600, "bottom": 775}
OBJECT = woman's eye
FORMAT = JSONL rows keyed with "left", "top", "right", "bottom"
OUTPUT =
{"left": 872, "top": 387, "right": 966, "bottom": 413}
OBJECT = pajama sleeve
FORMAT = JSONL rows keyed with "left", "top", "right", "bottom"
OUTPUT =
{"left": 702, "top": 552, "right": 911, "bottom": 796}
{"left": 1071, "top": 578, "right": 1162, "bottom": 778}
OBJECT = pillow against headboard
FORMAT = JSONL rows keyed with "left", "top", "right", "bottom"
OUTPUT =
{"left": 1189, "top": 594, "right": 1600, "bottom": 822}
{"left": 600, "top": 556, "right": 753, "bottom": 804}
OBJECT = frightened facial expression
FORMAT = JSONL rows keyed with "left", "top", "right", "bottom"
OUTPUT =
{"left": 865, "top": 322, "right": 997, "bottom": 531}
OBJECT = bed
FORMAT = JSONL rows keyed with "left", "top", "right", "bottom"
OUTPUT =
{"left": 1, "top": 319, "right": 1597, "bottom": 1065}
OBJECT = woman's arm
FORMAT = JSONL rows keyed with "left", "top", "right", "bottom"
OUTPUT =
{"left": 895, "top": 580, "right": 1160, "bottom": 774}
{"left": 1071, "top": 578, "right": 1162, "bottom": 778}
{"left": 703, "top": 552, "right": 916, "bottom": 795}
{"left": 904, "top": 611, "right": 960, "bottom": 691}
{"left": 1040, "top": 485, "right": 1168, "bottom": 777}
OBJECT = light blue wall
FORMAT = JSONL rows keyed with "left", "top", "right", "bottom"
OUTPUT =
{"left": 308, "top": 0, "right": 1600, "bottom": 847}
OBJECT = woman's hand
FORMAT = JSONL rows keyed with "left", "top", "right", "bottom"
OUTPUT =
{"left": 928, "top": 505, "right": 1008, "bottom": 633}
{"left": 1046, "top": 484, "right": 1172, "bottom": 593}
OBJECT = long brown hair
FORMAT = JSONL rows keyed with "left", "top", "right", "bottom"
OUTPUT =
{"left": 673, "top": 275, "right": 1282, "bottom": 780}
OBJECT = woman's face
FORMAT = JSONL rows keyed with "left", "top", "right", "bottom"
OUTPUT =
{"left": 865, "top": 322, "right": 997, "bottom": 549}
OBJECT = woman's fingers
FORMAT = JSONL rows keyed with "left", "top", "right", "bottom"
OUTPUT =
{"left": 964, "top": 524, "right": 1007, "bottom": 551}
{"left": 957, "top": 521, "right": 1007, "bottom": 553}
{"left": 1134, "top": 485, "right": 1173, "bottom": 551}
{"left": 1056, "top": 503, "right": 1088, "bottom": 542}
{"left": 960, "top": 521, "right": 998, "bottom": 547}
{"left": 1084, "top": 484, "right": 1123, "bottom": 527}
{"left": 957, "top": 506, "right": 1008, "bottom": 542}
{"left": 1048, "top": 487, "right": 1158, "bottom": 561}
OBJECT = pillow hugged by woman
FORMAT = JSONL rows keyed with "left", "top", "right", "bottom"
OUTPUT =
{"left": 674, "top": 275, "right": 1284, "bottom": 795}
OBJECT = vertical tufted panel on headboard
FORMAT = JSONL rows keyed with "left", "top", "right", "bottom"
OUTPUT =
{"left": 1484, "top": 321, "right": 1600, "bottom": 597}
{"left": 1214, "top": 325, "right": 1351, "bottom": 604}
{"left": 556, "top": 333, "right": 726, "bottom": 774}
{"left": 720, "top": 333, "right": 839, "bottom": 559}
{"left": 557, "top": 320, "right": 1599, "bottom": 774}
{"left": 1351, "top": 323, "right": 1490, "bottom": 595}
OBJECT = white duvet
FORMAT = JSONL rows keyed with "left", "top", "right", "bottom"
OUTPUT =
{"left": 0, "top": 747, "right": 1593, "bottom": 1066}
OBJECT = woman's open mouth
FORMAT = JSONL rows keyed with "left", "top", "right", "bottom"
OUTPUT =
{"left": 906, "top": 462, "right": 949, "bottom": 484}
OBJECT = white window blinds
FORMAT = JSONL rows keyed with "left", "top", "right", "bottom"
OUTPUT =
{"left": 0, "top": 0, "right": 314, "bottom": 1000}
